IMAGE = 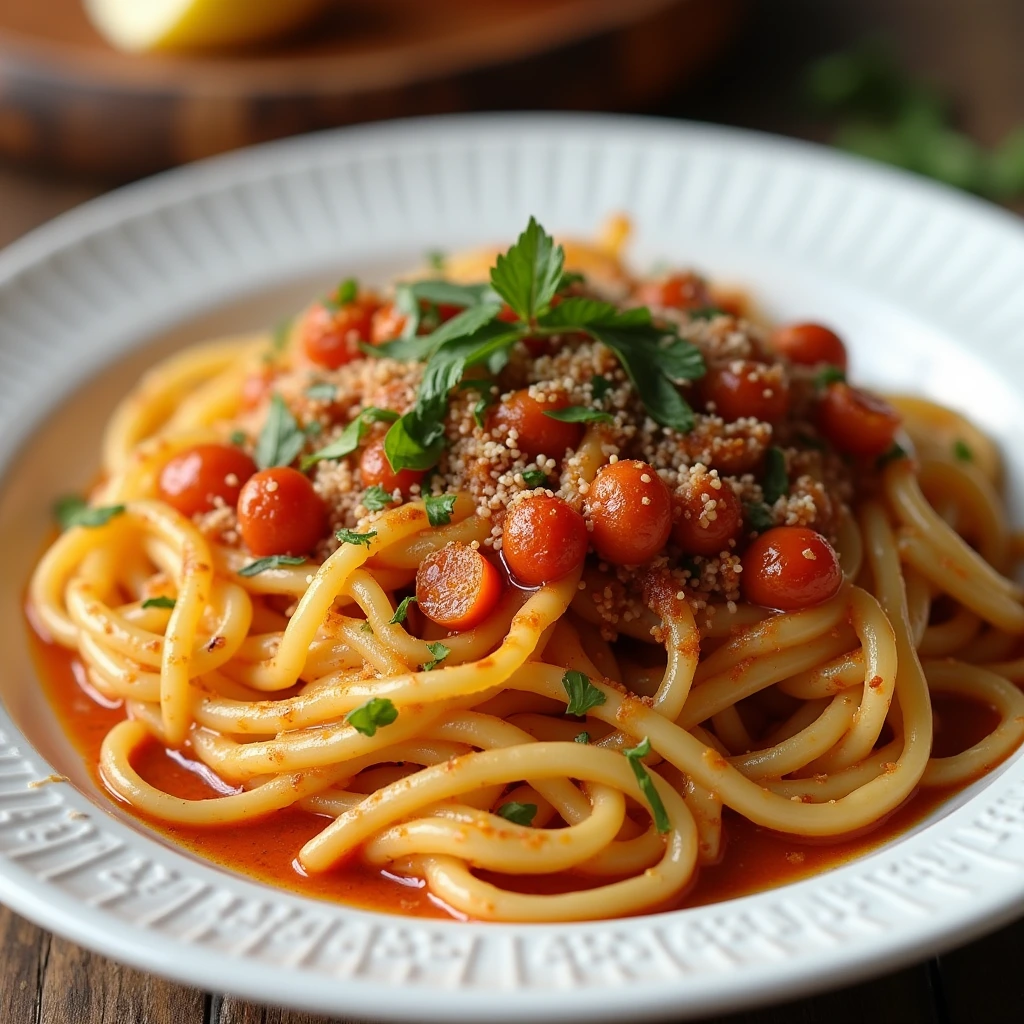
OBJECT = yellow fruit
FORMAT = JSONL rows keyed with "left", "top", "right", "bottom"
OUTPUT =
{"left": 84, "top": 0, "right": 333, "bottom": 53}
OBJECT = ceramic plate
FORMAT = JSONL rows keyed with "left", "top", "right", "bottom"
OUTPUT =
{"left": 1, "top": 114, "right": 1023, "bottom": 1022}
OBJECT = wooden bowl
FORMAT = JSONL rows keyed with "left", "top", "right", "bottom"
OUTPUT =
{"left": 0, "top": 0, "right": 743, "bottom": 178}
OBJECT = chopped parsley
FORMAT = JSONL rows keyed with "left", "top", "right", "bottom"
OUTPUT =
{"left": 336, "top": 528, "right": 376, "bottom": 547}
{"left": 238, "top": 555, "right": 306, "bottom": 577}
{"left": 953, "top": 439, "right": 973, "bottom": 462}
{"left": 255, "top": 394, "right": 307, "bottom": 470}
{"left": 561, "top": 670, "right": 606, "bottom": 717}
{"left": 141, "top": 595, "right": 176, "bottom": 610}
{"left": 762, "top": 446, "right": 789, "bottom": 504}
{"left": 496, "top": 802, "right": 537, "bottom": 826}
{"left": 301, "top": 406, "right": 398, "bottom": 470}
{"left": 623, "top": 737, "right": 670, "bottom": 834}
{"left": 574, "top": 731, "right": 590, "bottom": 744}
{"left": 544, "top": 406, "right": 614, "bottom": 425}
{"left": 228, "top": 430, "right": 247, "bottom": 447}
{"left": 363, "top": 485, "right": 398, "bottom": 512}
{"left": 390, "top": 595, "right": 418, "bottom": 625}
{"left": 323, "top": 278, "right": 358, "bottom": 310}
{"left": 424, "top": 493, "right": 457, "bottom": 527}
{"left": 687, "top": 307, "right": 726, "bottom": 320}
{"left": 305, "top": 382, "right": 337, "bottom": 402}
{"left": 590, "top": 374, "right": 612, "bottom": 400}
{"left": 744, "top": 501, "right": 775, "bottom": 533}
{"left": 521, "top": 469, "right": 548, "bottom": 488}
{"left": 425, "top": 250, "right": 446, "bottom": 271}
{"left": 877, "top": 442, "right": 909, "bottom": 468}
{"left": 345, "top": 697, "right": 398, "bottom": 737}
{"left": 54, "top": 497, "right": 125, "bottom": 531}
{"left": 814, "top": 365, "right": 847, "bottom": 389}
{"left": 421, "top": 641, "right": 450, "bottom": 671}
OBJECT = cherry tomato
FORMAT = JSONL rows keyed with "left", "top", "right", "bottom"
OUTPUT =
{"left": 415, "top": 542, "right": 503, "bottom": 631}
{"left": 237, "top": 467, "right": 328, "bottom": 556}
{"left": 741, "top": 526, "right": 843, "bottom": 611}
{"left": 702, "top": 360, "right": 791, "bottom": 424}
{"left": 158, "top": 444, "right": 257, "bottom": 517}
{"left": 502, "top": 496, "right": 588, "bottom": 586}
{"left": 586, "top": 460, "right": 673, "bottom": 565}
{"left": 672, "top": 474, "right": 744, "bottom": 556}
{"left": 370, "top": 303, "right": 407, "bottom": 345}
{"left": 359, "top": 437, "right": 425, "bottom": 496}
{"left": 635, "top": 272, "right": 712, "bottom": 311}
{"left": 771, "top": 323, "right": 848, "bottom": 370}
{"left": 817, "top": 383, "right": 901, "bottom": 458}
{"left": 300, "top": 296, "right": 377, "bottom": 370}
{"left": 489, "top": 389, "right": 583, "bottom": 460}
{"left": 240, "top": 367, "right": 273, "bottom": 410}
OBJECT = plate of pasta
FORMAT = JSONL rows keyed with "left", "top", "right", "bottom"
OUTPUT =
{"left": 2, "top": 114, "right": 1024, "bottom": 1022}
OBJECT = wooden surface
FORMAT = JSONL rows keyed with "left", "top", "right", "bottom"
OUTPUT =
{"left": 0, "top": 0, "right": 740, "bottom": 177}
{"left": 2, "top": 0, "right": 1024, "bottom": 1020}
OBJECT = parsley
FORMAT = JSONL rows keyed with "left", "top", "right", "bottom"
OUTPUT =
{"left": 762, "top": 447, "right": 789, "bottom": 504}
{"left": 301, "top": 407, "right": 399, "bottom": 470}
{"left": 561, "top": 670, "right": 606, "bottom": 717}
{"left": 544, "top": 406, "right": 614, "bottom": 425}
{"left": 345, "top": 697, "right": 398, "bottom": 737}
{"left": 255, "top": 394, "right": 307, "bottom": 470}
{"left": 496, "top": 802, "right": 537, "bottom": 826}
{"left": 306, "top": 382, "right": 337, "bottom": 402}
{"left": 390, "top": 595, "right": 418, "bottom": 624}
{"left": 421, "top": 641, "right": 450, "bottom": 671}
{"left": 360, "top": 620, "right": 374, "bottom": 634}
{"left": 238, "top": 555, "right": 306, "bottom": 577}
{"left": 744, "top": 501, "right": 775, "bottom": 533}
{"left": 473, "top": 394, "right": 494, "bottom": 428}
{"left": 521, "top": 469, "right": 548, "bottom": 488}
{"left": 363, "top": 485, "right": 398, "bottom": 512}
{"left": 590, "top": 375, "right": 612, "bottom": 400}
{"left": 323, "top": 278, "right": 358, "bottom": 310}
{"left": 623, "top": 737, "right": 670, "bottom": 834}
{"left": 141, "top": 596, "right": 175, "bottom": 610}
{"left": 229, "top": 430, "right": 247, "bottom": 447}
{"left": 491, "top": 216, "right": 564, "bottom": 322}
{"left": 815, "top": 365, "right": 847, "bottom": 389}
{"left": 575, "top": 731, "right": 590, "bottom": 744}
{"left": 558, "top": 270, "right": 586, "bottom": 290}
{"left": 688, "top": 307, "right": 726, "bottom": 320}
{"left": 425, "top": 250, "right": 446, "bottom": 271}
{"left": 953, "top": 439, "right": 973, "bottom": 462}
{"left": 54, "top": 497, "right": 125, "bottom": 531}
{"left": 877, "top": 442, "right": 909, "bottom": 468}
{"left": 336, "top": 528, "right": 376, "bottom": 547}
{"left": 424, "top": 493, "right": 458, "bottom": 527}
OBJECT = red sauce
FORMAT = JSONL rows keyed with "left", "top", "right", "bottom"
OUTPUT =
{"left": 26, "top": 619, "right": 1001, "bottom": 921}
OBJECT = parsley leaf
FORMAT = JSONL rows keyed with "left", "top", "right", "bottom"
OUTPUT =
{"left": 425, "top": 493, "right": 458, "bottom": 527}
{"left": 762, "top": 447, "right": 789, "bottom": 504}
{"left": 815, "top": 365, "right": 847, "bottom": 388}
{"left": 688, "top": 307, "right": 726, "bottom": 320}
{"left": 306, "top": 382, "right": 337, "bottom": 402}
{"left": 336, "top": 528, "right": 376, "bottom": 547}
{"left": 953, "top": 439, "right": 973, "bottom": 462}
{"left": 229, "top": 429, "right": 247, "bottom": 447}
{"left": 562, "top": 670, "right": 606, "bottom": 716}
{"left": 323, "top": 278, "right": 358, "bottom": 310}
{"left": 345, "top": 697, "right": 398, "bottom": 737}
{"left": 425, "top": 250, "right": 446, "bottom": 270}
{"left": 575, "top": 731, "right": 590, "bottom": 744}
{"left": 301, "top": 407, "right": 398, "bottom": 470}
{"left": 255, "top": 394, "right": 307, "bottom": 470}
{"left": 521, "top": 469, "right": 548, "bottom": 488}
{"left": 544, "top": 406, "right": 614, "bottom": 424}
{"left": 390, "top": 595, "right": 418, "bottom": 624}
{"left": 623, "top": 737, "right": 670, "bottom": 834}
{"left": 877, "top": 442, "right": 909, "bottom": 468}
{"left": 558, "top": 270, "right": 586, "bottom": 290}
{"left": 141, "top": 595, "right": 176, "bottom": 610}
{"left": 490, "top": 216, "right": 564, "bottom": 322}
{"left": 54, "top": 497, "right": 125, "bottom": 531}
{"left": 744, "top": 501, "right": 775, "bottom": 533}
{"left": 363, "top": 485, "right": 398, "bottom": 512}
{"left": 238, "top": 555, "right": 307, "bottom": 577}
{"left": 590, "top": 375, "right": 612, "bottom": 400}
{"left": 422, "top": 641, "right": 450, "bottom": 671}
{"left": 496, "top": 802, "right": 537, "bottom": 826}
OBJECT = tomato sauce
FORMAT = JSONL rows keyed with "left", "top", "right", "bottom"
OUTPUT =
{"left": 26, "top": 620, "right": 999, "bottom": 921}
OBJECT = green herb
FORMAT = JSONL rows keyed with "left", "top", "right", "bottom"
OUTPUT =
{"left": 877, "top": 442, "right": 909, "bottom": 468}
{"left": 953, "top": 439, "right": 973, "bottom": 462}
{"left": 363, "top": 485, "right": 398, "bottom": 512}
{"left": 390, "top": 595, "right": 418, "bottom": 625}
{"left": 473, "top": 395, "right": 494, "bottom": 428}
{"left": 558, "top": 270, "right": 586, "bottom": 290}
{"left": 491, "top": 216, "right": 565, "bottom": 322}
{"left": 814, "top": 365, "right": 847, "bottom": 389}
{"left": 54, "top": 497, "right": 126, "bottom": 531}
{"left": 762, "top": 447, "right": 789, "bottom": 504}
{"left": 306, "top": 382, "right": 337, "bottom": 402}
{"left": 688, "top": 307, "right": 726, "bottom": 320}
{"left": 623, "top": 737, "right": 670, "bottom": 834}
{"left": 376, "top": 280, "right": 500, "bottom": 351}
{"left": 425, "top": 250, "right": 446, "bottom": 271}
{"left": 323, "top": 278, "right": 358, "bottom": 310}
{"left": 422, "top": 641, "right": 450, "bottom": 671}
{"left": 360, "top": 621, "right": 374, "bottom": 634}
{"left": 574, "top": 731, "right": 590, "bottom": 744}
{"left": 345, "top": 697, "right": 398, "bottom": 737}
{"left": 425, "top": 493, "right": 458, "bottom": 527}
{"left": 271, "top": 317, "right": 293, "bottom": 353}
{"left": 301, "top": 406, "right": 399, "bottom": 470}
{"left": 229, "top": 430, "right": 247, "bottom": 447}
{"left": 744, "top": 501, "right": 775, "bottom": 533}
{"left": 305, "top": 421, "right": 322, "bottom": 437}
{"left": 561, "top": 670, "right": 606, "bottom": 717}
{"left": 141, "top": 596, "right": 176, "bottom": 610}
{"left": 590, "top": 375, "right": 612, "bottom": 400}
{"left": 496, "top": 802, "right": 537, "bottom": 826}
{"left": 544, "top": 406, "right": 614, "bottom": 425}
{"left": 521, "top": 469, "right": 548, "bottom": 488}
{"left": 238, "top": 555, "right": 307, "bottom": 577}
{"left": 255, "top": 394, "right": 307, "bottom": 470}
{"left": 336, "top": 528, "right": 377, "bottom": 547}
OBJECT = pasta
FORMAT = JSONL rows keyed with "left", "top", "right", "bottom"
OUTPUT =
{"left": 27, "top": 217, "right": 1024, "bottom": 923}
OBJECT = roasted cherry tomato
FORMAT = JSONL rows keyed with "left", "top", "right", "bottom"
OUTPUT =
{"left": 502, "top": 496, "right": 588, "bottom": 586}
{"left": 586, "top": 460, "right": 672, "bottom": 565}
{"left": 672, "top": 473, "right": 744, "bottom": 556}
{"left": 416, "top": 542, "right": 503, "bottom": 631}
{"left": 817, "top": 382, "right": 901, "bottom": 458}
{"left": 741, "top": 526, "right": 843, "bottom": 611}
{"left": 635, "top": 272, "right": 712, "bottom": 311}
{"left": 237, "top": 467, "right": 328, "bottom": 556}
{"left": 359, "top": 437, "right": 425, "bottom": 496}
{"left": 489, "top": 389, "right": 584, "bottom": 460}
{"left": 702, "top": 360, "right": 791, "bottom": 424}
{"left": 300, "top": 295, "right": 377, "bottom": 370}
{"left": 770, "top": 322, "right": 848, "bottom": 370}
{"left": 158, "top": 444, "right": 257, "bottom": 517}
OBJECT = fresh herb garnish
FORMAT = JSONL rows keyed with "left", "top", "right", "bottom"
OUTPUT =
{"left": 363, "top": 485, "right": 398, "bottom": 512}
{"left": 688, "top": 307, "right": 726, "bottom": 320}
{"left": 323, "top": 278, "right": 358, "bottom": 311}
{"left": 229, "top": 430, "right": 247, "bottom": 447}
{"left": 496, "top": 802, "right": 537, "bottom": 826}
{"left": 301, "top": 406, "right": 399, "bottom": 470}
{"left": 306, "top": 382, "right": 337, "bottom": 402}
{"left": 141, "top": 596, "right": 176, "bottom": 610}
{"left": 558, "top": 270, "right": 586, "bottom": 290}
{"left": 762, "top": 447, "right": 789, "bottom": 504}
{"left": 422, "top": 641, "right": 450, "bottom": 671}
{"left": 424, "top": 493, "right": 458, "bottom": 527}
{"left": 815, "top": 365, "right": 847, "bottom": 389}
{"left": 521, "top": 469, "right": 548, "bottom": 488}
{"left": 336, "top": 528, "right": 377, "bottom": 547}
{"left": 623, "top": 737, "right": 670, "bottom": 834}
{"left": 877, "top": 442, "right": 909, "bottom": 468}
{"left": 390, "top": 595, "right": 418, "bottom": 624}
{"left": 54, "top": 497, "right": 125, "bottom": 531}
{"left": 360, "top": 620, "right": 374, "bottom": 634}
{"left": 590, "top": 375, "right": 612, "bottom": 400}
{"left": 425, "top": 250, "right": 446, "bottom": 271}
{"left": 575, "top": 731, "right": 590, "bottom": 744}
{"left": 491, "top": 216, "right": 564, "bottom": 322}
{"left": 238, "top": 555, "right": 307, "bottom": 577}
{"left": 345, "top": 697, "right": 398, "bottom": 737}
{"left": 544, "top": 406, "right": 614, "bottom": 425}
{"left": 561, "top": 670, "right": 606, "bottom": 717}
{"left": 953, "top": 439, "right": 973, "bottom": 462}
{"left": 744, "top": 501, "right": 775, "bottom": 533}
{"left": 255, "top": 394, "right": 307, "bottom": 470}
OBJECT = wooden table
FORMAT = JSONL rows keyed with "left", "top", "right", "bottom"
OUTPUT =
{"left": 3, "top": 0, "right": 1024, "bottom": 1020}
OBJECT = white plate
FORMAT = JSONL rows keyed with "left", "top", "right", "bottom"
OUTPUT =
{"left": 1, "top": 114, "right": 1024, "bottom": 1023}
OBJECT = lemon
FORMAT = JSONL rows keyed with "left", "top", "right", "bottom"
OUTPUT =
{"left": 85, "top": 0, "right": 333, "bottom": 52}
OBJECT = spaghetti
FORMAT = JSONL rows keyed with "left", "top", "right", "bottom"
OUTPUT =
{"left": 27, "top": 218, "right": 1024, "bottom": 922}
